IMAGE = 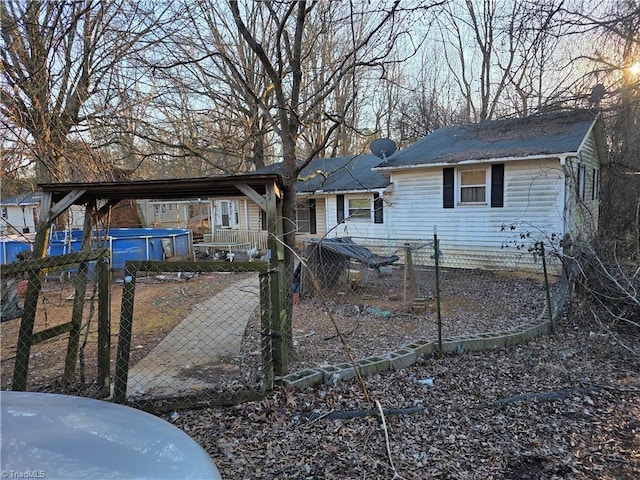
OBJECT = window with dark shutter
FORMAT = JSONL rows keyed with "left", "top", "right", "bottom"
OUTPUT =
{"left": 337, "top": 195, "right": 345, "bottom": 223}
{"left": 443, "top": 168, "right": 454, "bottom": 208}
{"left": 592, "top": 168, "right": 599, "bottom": 200}
{"left": 576, "top": 164, "right": 585, "bottom": 200}
{"left": 373, "top": 193, "right": 383, "bottom": 224}
{"left": 491, "top": 164, "right": 504, "bottom": 208}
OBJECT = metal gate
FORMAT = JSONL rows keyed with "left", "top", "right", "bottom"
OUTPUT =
{"left": 112, "top": 260, "right": 275, "bottom": 412}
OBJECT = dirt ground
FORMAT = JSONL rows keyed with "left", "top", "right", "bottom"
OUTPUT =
{"left": 0, "top": 272, "right": 251, "bottom": 393}
{"left": 2, "top": 266, "right": 547, "bottom": 396}
{"left": 2, "top": 267, "right": 638, "bottom": 478}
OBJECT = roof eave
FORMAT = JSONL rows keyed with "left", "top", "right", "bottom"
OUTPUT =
{"left": 373, "top": 153, "right": 576, "bottom": 171}
{"left": 299, "top": 187, "right": 385, "bottom": 196}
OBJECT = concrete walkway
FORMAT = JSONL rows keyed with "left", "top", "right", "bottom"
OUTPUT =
{"left": 127, "top": 275, "right": 260, "bottom": 398}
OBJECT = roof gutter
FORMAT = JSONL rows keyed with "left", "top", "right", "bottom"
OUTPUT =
{"left": 373, "top": 152, "right": 579, "bottom": 171}
{"left": 300, "top": 188, "right": 385, "bottom": 196}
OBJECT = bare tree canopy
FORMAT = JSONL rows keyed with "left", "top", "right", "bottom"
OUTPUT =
{"left": 0, "top": 0, "right": 171, "bottom": 182}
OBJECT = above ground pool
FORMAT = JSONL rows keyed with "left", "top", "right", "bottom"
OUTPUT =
{"left": 0, "top": 237, "right": 33, "bottom": 265}
{"left": 47, "top": 228, "right": 193, "bottom": 272}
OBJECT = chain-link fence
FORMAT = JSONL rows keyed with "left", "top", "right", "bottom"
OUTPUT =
{"left": 289, "top": 236, "right": 563, "bottom": 373}
{"left": 1, "top": 250, "right": 275, "bottom": 412}
{"left": 1, "top": 249, "right": 111, "bottom": 398}
{"left": 1, "top": 234, "right": 566, "bottom": 412}
{"left": 112, "top": 260, "right": 273, "bottom": 411}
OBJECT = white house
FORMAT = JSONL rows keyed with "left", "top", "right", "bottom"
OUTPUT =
{"left": 1, "top": 192, "right": 87, "bottom": 237}
{"left": 258, "top": 154, "right": 392, "bottom": 242}
{"left": 374, "top": 109, "right": 607, "bottom": 272}
{"left": 0, "top": 192, "right": 41, "bottom": 236}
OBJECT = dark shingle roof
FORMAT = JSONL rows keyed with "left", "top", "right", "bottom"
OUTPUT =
{"left": 0, "top": 192, "right": 42, "bottom": 206}
{"left": 260, "top": 154, "right": 389, "bottom": 193}
{"left": 380, "top": 110, "right": 601, "bottom": 169}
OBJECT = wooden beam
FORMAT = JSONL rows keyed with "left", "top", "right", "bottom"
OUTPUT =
{"left": 235, "top": 183, "right": 266, "bottom": 211}
{"left": 37, "top": 189, "right": 87, "bottom": 234}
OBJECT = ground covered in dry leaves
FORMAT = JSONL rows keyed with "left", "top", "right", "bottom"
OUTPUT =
{"left": 167, "top": 312, "right": 639, "bottom": 479}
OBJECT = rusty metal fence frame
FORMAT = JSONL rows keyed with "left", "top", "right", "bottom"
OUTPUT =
{"left": 1, "top": 248, "right": 111, "bottom": 394}
{"left": 112, "top": 259, "right": 275, "bottom": 412}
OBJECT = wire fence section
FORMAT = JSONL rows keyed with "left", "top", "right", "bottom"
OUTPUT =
{"left": 292, "top": 236, "right": 561, "bottom": 371}
{"left": 1, "top": 249, "right": 111, "bottom": 397}
{"left": 1, "top": 253, "right": 274, "bottom": 412}
{"left": 112, "top": 261, "right": 273, "bottom": 411}
{"left": 1, "top": 234, "right": 564, "bottom": 412}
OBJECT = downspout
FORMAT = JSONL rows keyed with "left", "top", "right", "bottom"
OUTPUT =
{"left": 560, "top": 155, "right": 573, "bottom": 242}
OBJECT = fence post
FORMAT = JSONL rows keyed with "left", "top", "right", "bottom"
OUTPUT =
{"left": 113, "top": 263, "right": 137, "bottom": 403}
{"left": 260, "top": 271, "right": 274, "bottom": 391}
{"left": 434, "top": 230, "right": 443, "bottom": 356}
{"left": 403, "top": 243, "right": 415, "bottom": 310}
{"left": 97, "top": 255, "right": 112, "bottom": 397}
{"left": 64, "top": 261, "right": 89, "bottom": 381}
{"left": 12, "top": 269, "right": 43, "bottom": 391}
{"left": 539, "top": 242, "right": 554, "bottom": 332}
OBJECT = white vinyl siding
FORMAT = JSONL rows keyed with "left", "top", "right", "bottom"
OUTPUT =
{"left": 386, "top": 159, "right": 565, "bottom": 272}
{"left": 565, "top": 134, "right": 602, "bottom": 242}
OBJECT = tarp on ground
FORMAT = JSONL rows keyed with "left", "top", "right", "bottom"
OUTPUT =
{"left": 306, "top": 237, "right": 399, "bottom": 269}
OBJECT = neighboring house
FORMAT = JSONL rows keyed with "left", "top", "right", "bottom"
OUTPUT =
{"left": 0, "top": 192, "right": 42, "bottom": 236}
{"left": 259, "top": 154, "right": 391, "bottom": 241}
{"left": 1, "top": 192, "right": 86, "bottom": 236}
{"left": 374, "top": 109, "right": 607, "bottom": 272}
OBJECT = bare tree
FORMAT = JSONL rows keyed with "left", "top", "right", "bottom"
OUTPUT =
{"left": 434, "top": 0, "right": 568, "bottom": 122}
{"left": 0, "top": 0, "right": 171, "bottom": 183}
{"left": 151, "top": 0, "right": 435, "bottom": 370}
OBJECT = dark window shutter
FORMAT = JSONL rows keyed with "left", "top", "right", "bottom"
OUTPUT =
{"left": 491, "top": 164, "right": 504, "bottom": 208}
{"left": 373, "top": 193, "right": 383, "bottom": 224}
{"left": 443, "top": 168, "right": 454, "bottom": 208}
{"left": 336, "top": 195, "right": 345, "bottom": 223}
{"left": 260, "top": 209, "right": 267, "bottom": 230}
{"left": 309, "top": 199, "right": 317, "bottom": 234}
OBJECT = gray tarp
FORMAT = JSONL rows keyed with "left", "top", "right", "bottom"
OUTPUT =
{"left": 306, "top": 237, "right": 399, "bottom": 269}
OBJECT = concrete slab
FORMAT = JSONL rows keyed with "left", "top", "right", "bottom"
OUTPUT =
{"left": 126, "top": 275, "right": 259, "bottom": 399}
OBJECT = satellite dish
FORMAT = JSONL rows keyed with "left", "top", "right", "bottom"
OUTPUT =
{"left": 370, "top": 138, "right": 397, "bottom": 160}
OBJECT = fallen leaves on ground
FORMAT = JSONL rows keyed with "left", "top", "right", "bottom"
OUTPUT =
{"left": 166, "top": 314, "right": 640, "bottom": 479}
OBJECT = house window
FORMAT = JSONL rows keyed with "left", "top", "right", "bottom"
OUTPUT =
{"left": 32, "top": 208, "right": 38, "bottom": 225}
{"left": 576, "top": 163, "right": 586, "bottom": 200}
{"left": 347, "top": 197, "right": 371, "bottom": 221}
{"left": 444, "top": 164, "right": 503, "bottom": 208}
{"left": 1, "top": 207, "right": 7, "bottom": 219}
{"left": 296, "top": 199, "right": 317, "bottom": 234}
{"left": 260, "top": 209, "right": 267, "bottom": 231}
{"left": 459, "top": 169, "right": 487, "bottom": 204}
{"left": 220, "top": 201, "right": 231, "bottom": 227}
{"left": 296, "top": 205, "right": 310, "bottom": 233}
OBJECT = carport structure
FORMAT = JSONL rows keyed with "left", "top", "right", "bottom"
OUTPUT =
{"left": 13, "top": 174, "right": 289, "bottom": 395}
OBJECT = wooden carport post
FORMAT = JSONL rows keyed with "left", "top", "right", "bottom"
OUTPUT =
{"left": 12, "top": 189, "right": 86, "bottom": 390}
{"left": 266, "top": 183, "right": 287, "bottom": 375}
{"left": 236, "top": 182, "right": 287, "bottom": 376}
